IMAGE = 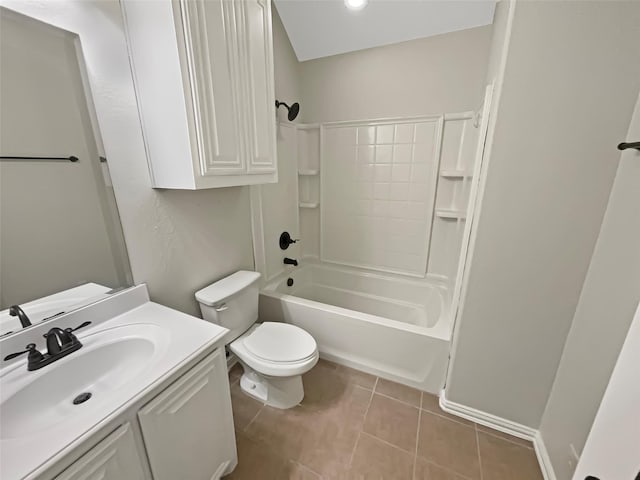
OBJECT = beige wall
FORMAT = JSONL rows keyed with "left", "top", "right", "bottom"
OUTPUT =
{"left": 0, "top": 10, "right": 124, "bottom": 307}
{"left": 273, "top": 6, "right": 302, "bottom": 123}
{"left": 539, "top": 91, "right": 640, "bottom": 479}
{"left": 446, "top": 0, "right": 640, "bottom": 428}
{"left": 299, "top": 25, "right": 492, "bottom": 123}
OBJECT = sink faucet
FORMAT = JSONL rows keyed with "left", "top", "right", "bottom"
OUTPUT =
{"left": 9, "top": 305, "right": 32, "bottom": 328}
{"left": 3, "top": 321, "right": 91, "bottom": 371}
{"left": 44, "top": 327, "right": 75, "bottom": 356}
{"left": 283, "top": 257, "right": 298, "bottom": 266}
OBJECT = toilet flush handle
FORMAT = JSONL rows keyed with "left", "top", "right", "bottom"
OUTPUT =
{"left": 213, "top": 302, "right": 228, "bottom": 312}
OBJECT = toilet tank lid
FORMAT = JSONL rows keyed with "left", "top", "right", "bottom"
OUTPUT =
{"left": 195, "top": 271, "right": 261, "bottom": 306}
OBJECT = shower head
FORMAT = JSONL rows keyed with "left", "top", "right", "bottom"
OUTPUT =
{"left": 275, "top": 100, "right": 300, "bottom": 121}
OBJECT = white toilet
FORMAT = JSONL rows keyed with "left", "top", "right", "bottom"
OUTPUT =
{"left": 195, "top": 271, "right": 318, "bottom": 409}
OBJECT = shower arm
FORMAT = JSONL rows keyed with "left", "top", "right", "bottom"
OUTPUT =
{"left": 275, "top": 99, "right": 300, "bottom": 121}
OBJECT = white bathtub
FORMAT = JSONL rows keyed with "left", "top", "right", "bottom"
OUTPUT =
{"left": 259, "top": 262, "right": 452, "bottom": 394}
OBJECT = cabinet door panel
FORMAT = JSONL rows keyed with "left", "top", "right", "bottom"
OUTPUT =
{"left": 239, "top": 0, "right": 277, "bottom": 173}
{"left": 56, "top": 424, "right": 145, "bottom": 480}
{"left": 138, "top": 350, "right": 236, "bottom": 480}
{"left": 178, "top": 0, "right": 245, "bottom": 176}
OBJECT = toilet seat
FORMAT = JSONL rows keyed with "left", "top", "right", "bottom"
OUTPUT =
{"left": 244, "top": 322, "right": 317, "bottom": 363}
{"left": 230, "top": 322, "right": 319, "bottom": 377}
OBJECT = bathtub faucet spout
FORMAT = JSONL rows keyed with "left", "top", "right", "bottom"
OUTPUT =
{"left": 284, "top": 257, "right": 298, "bottom": 267}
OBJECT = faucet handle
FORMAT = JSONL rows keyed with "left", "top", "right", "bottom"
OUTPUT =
{"left": 62, "top": 321, "right": 92, "bottom": 346}
{"left": 279, "top": 232, "right": 300, "bottom": 250}
{"left": 3, "top": 343, "right": 44, "bottom": 362}
{"left": 64, "top": 321, "right": 92, "bottom": 334}
{"left": 58, "top": 321, "right": 90, "bottom": 345}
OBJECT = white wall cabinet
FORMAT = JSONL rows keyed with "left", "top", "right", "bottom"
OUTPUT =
{"left": 138, "top": 349, "right": 236, "bottom": 480}
{"left": 55, "top": 424, "right": 146, "bottom": 480}
{"left": 50, "top": 350, "right": 236, "bottom": 480}
{"left": 122, "top": 0, "right": 277, "bottom": 189}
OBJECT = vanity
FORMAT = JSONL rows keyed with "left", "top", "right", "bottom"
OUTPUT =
{"left": 0, "top": 285, "right": 237, "bottom": 480}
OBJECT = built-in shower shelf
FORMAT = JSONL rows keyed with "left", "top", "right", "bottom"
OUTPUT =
{"left": 435, "top": 209, "right": 466, "bottom": 220}
{"left": 299, "top": 202, "right": 319, "bottom": 209}
{"left": 298, "top": 170, "right": 319, "bottom": 176}
{"left": 440, "top": 170, "right": 472, "bottom": 179}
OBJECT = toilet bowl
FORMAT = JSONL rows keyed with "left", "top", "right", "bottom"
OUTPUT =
{"left": 196, "top": 271, "right": 318, "bottom": 409}
{"left": 231, "top": 322, "right": 318, "bottom": 408}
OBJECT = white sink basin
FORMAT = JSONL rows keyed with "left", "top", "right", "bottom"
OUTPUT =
{"left": 0, "top": 323, "right": 168, "bottom": 440}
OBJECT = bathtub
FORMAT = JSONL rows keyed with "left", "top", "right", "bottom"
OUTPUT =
{"left": 259, "top": 262, "right": 452, "bottom": 394}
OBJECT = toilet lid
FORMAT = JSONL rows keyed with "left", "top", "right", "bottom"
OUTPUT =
{"left": 244, "top": 322, "right": 317, "bottom": 363}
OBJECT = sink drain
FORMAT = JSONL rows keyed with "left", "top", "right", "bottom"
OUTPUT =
{"left": 72, "top": 392, "right": 92, "bottom": 405}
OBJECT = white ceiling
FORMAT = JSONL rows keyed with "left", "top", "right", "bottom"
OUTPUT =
{"left": 274, "top": 0, "right": 497, "bottom": 62}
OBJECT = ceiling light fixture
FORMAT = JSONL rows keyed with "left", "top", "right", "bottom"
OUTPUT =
{"left": 344, "top": 0, "right": 368, "bottom": 11}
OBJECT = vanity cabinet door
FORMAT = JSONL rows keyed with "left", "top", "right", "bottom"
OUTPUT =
{"left": 55, "top": 423, "right": 146, "bottom": 480}
{"left": 138, "top": 349, "right": 237, "bottom": 480}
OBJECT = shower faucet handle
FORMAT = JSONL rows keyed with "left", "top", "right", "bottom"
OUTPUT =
{"left": 279, "top": 232, "right": 299, "bottom": 250}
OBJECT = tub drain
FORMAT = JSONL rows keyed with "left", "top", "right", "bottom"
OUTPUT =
{"left": 73, "top": 392, "right": 92, "bottom": 405}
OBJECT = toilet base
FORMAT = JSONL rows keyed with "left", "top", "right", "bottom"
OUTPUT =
{"left": 239, "top": 367, "right": 304, "bottom": 409}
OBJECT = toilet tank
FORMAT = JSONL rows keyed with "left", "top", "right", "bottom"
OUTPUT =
{"left": 195, "top": 271, "right": 261, "bottom": 344}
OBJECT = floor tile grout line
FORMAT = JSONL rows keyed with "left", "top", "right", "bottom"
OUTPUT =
{"left": 242, "top": 405, "right": 264, "bottom": 433}
{"left": 348, "top": 431, "right": 362, "bottom": 470}
{"left": 352, "top": 383, "right": 375, "bottom": 393}
{"left": 348, "top": 376, "right": 379, "bottom": 468}
{"left": 475, "top": 424, "right": 484, "bottom": 480}
{"left": 475, "top": 427, "right": 535, "bottom": 450}
{"left": 293, "top": 460, "right": 323, "bottom": 479}
{"left": 412, "top": 392, "right": 423, "bottom": 480}
{"left": 359, "top": 430, "right": 417, "bottom": 456}
{"left": 415, "top": 457, "right": 477, "bottom": 480}
{"left": 420, "top": 459, "right": 477, "bottom": 480}
{"left": 419, "top": 407, "right": 476, "bottom": 428}
{"left": 373, "top": 390, "right": 422, "bottom": 409}
{"left": 366, "top": 377, "right": 379, "bottom": 414}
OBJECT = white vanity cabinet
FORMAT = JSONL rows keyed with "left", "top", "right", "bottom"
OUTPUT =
{"left": 138, "top": 348, "right": 236, "bottom": 480}
{"left": 122, "top": 0, "right": 278, "bottom": 189}
{"left": 50, "top": 350, "right": 236, "bottom": 480}
{"left": 55, "top": 424, "right": 146, "bottom": 480}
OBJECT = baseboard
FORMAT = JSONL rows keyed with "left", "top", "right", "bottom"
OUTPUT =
{"left": 533, "top": 431, "right": 557, "bottom": 480}
{"left": 440, "top": 391, "right": 557, "bottom": 480}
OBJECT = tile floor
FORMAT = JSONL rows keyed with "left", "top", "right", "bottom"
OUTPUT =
{"left": 225, "top": 359, "right": 543, "bottom": 480}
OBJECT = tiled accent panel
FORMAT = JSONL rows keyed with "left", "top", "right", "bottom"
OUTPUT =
{"left": 321, "top": 119, "right": 442, "bottom": 276}
{"left": 226, "top": 360, "right": 544, "bottom": 480}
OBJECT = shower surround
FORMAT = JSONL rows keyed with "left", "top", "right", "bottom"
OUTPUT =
{"left": 251, "top": 108, "right": 485, "bottom": 392}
